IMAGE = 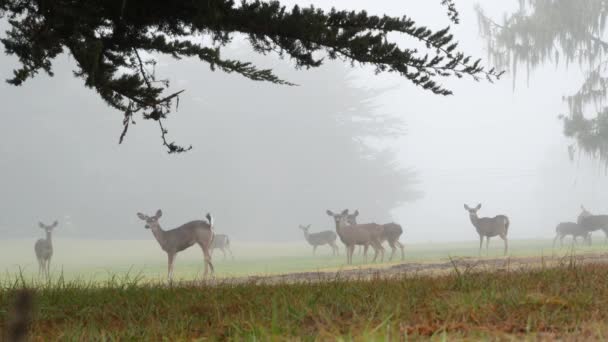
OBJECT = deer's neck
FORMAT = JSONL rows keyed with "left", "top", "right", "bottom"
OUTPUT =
{"left": 45, "top": 231, "right": 53, "bottom": 247}
{"left": 302, "top": 231, "right": 311, "bottom": 242}
{"left": 150, "top": 226, "right": 167, "bottom": 249}
{"left": 469, "top": 214, "right": 480, "bottom": 229}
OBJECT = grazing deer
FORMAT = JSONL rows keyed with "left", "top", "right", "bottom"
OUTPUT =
{"left": 137, "top": 209, "right": 214, "bottom": 281}
{"left": 578, "top": 205, "right": 608, "bottom": 243}
{"left": 346, "top": 210, "right": 405, "bottom": 261}
{"left": 553, "top": 222, "right": 591, "bottom": 248}
{"left": 210, "top": 234, "right": 234, "bottom": 260}
{"left": 464, "top": 204, "right": 510, "bottom": 255}
{"left": 34, "top": 221, "right": 58, "bottom": 278}
{"left": 326, "top": 209, "right": 384, "bottom": 264}
{"left": 298, "top": 224, "right": 339, "bottom": 256}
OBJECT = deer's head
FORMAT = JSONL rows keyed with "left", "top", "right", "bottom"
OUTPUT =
{"left": 298, "top": 224, "right": 311, "bottom": 233}
{"left": 579, "top": 205, "right": 592, "bottom": 219}
{"left": 326, "top": 209, "right": 349, "bottom": 228}
{"left": 38, "top": 221, "right": 58, "bottom": 233}
{"left": 464, "top": 204, "right": 482, "bottom": 217}
{"left": 137, "top": 209, "right": 162, "bottom": 230}
{"left": 345, "top": 210, "right": 359, "bottom": 225}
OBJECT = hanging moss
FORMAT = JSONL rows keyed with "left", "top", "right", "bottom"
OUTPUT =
{"left": 477, "top": 0, "right": 608, "bottom": 167}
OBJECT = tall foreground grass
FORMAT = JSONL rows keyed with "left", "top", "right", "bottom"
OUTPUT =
{"left": 2, "top": 261, "right": 608, "bottom": 340}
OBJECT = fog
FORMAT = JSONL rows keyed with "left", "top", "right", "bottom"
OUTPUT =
{"left": 1, "top": 0, "right": 608, "bottom": 246}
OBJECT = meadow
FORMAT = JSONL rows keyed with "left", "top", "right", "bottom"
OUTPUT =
{"left": 2, "top": 237, "right": 608, "bottom": 340}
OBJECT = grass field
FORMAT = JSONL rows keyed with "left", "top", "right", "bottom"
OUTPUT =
{"left": 1, "top": 237, "right": 605, "bottom": 282}
{"left": 2, "top": 238, "right": 608, "bottom": 340}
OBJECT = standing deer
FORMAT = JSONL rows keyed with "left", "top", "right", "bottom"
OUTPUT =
{"left": 210, "top": 234, "right": 234, "bottom": 260}
{"left": 346, "top": 210, "right": 405, "bottom": 261}
{"left": 578, "top": 205, "right": 608, "bottom": 243}
{"left": 326, "top": 209, "right": 384, "bottom": 264}
{"left": 464, "top": 204, "right": 510, "bottom": 255}
{"left": 298, "top": 224, "right": 339, "bottom": 256}
{"left": 137, "top": 209, "right": 214, "bottom": 281}
{"left": 34, "top": 220, "right": 58, "bottom": 278}
{"left": 553, "top": 222, "right": 591, "bottom": 248}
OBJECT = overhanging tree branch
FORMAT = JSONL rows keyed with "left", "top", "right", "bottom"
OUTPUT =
{"left": 1, "top": 0, "right": 501, "bottom": 153}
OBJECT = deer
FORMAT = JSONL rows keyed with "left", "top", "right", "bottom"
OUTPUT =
{"left": 464, "top": 204, "right": 510, "bottom": 256}
{"left": 346, "top": 210, "right": 405, "bottom": 261}
{"left": 326, "top": 209, "right": 384, "bottom": 264}
{"left": 577, "top": 205, "right": 608, "bottom": 243}
{"left": 553, "top": 222, "right": 592, "bottom": 248}
{"left": 298, "top": 224, "right": 339, "bottom": 256}
{"left": 137, "top": 209, "right": 214, "bottom": 281}
{"left": 34, "top": 220, "right": 58, "bottom": 278}
{"left": 210, "top": 234, "right": 234, "bottom": 260}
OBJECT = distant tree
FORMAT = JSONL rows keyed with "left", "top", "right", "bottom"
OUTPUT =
{"left": 476, "top": 1, "right": 608, "bottom": 168}
{"left": 189, "top": 58, "right": 420, "bottom": 239}
{"left": 0, "top": 0, "right": 502, "bottom": 152}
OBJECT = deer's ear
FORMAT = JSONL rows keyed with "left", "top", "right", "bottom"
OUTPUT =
{"left": 353, "top": 210, "right": 359, "bottom": 217}
{"left": 476, "top": 204, "right": 482, "bottom": 210}
{"left": 306, "top": 224, "right": 311, "bottom": 228}
{"left": 38, "top": 222, "right": 44, "bottom": 228}
{"left": 341, "top": 209, "right": 349, "bottom": 215}
{"left": 137, "top": 213, "right": 147, "bottom": 220}
{"left": 155, "top": 209, "right": 163, "bottom": 218}
{"left": 464, "top": 204, "right": 470, "bottom": 210}
{"left": 51, "top": 221, "right": 58, "bottom": 228}
{"left": 326, "top": 210, "right": 334, "bottom": 216}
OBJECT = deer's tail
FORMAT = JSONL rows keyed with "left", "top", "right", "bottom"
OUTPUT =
{"left": 503, "top": 216, "right": 510, "bottom": 233}
{"left": 205, "top": 213, "right": 215, "bottom": 249}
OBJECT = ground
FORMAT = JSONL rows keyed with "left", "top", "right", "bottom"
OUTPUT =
{"left": 1, "top": 238, "right": 608, "bottom": 340}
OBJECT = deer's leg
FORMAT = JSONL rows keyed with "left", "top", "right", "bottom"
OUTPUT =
{"left": 486, "top": 236, "right": 490, "bottom": 254}
{"left": 553, "top": 234, "right": 559, "bottom": 249}
{"left": 167, "top": 253, "right": 176, "bottom": 281}
{"left": 228, "top": 246, "right": 235, "bottom": 260}
{"left": 500, "top": 234, "right": 508, "bottom": 256}
{"left": 388, "top": 240, "right": 397, "bottom": 261}
{"left": 363, "top": 244, "right": 369, "bottom": 263}
{"left": 222, "top": 247, "right": 227, "bottom": 260}
{"left": 478, "top": 235, "right": 483, "bottom": 256}
{"left": 46, "top": 256, "right": 51, "bottom": 277}
{"left": 560, "top": 235, "right": 565, "bottom": 248}
{"left": 312, "top": 245, "right": 317, "bottom": 256}
{"left": 397, "top": 241, "right": 405, "bottom": 261}
{"left": 349, "top": 245, "right": 355, "bottom": 264}
{"left": 200, "top": 244, "right": 214, "bottom": 277}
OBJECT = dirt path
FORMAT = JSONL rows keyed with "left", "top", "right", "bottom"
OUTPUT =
{"left": 205, "top": 252, "right": 608, "bottom": 286}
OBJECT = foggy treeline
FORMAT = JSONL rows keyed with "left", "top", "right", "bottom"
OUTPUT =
{"left": 0, "top": 48, "right": 419, "bottom": 241}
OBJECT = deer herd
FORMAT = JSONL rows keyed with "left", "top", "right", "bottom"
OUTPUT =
{"left": 32, "top": 204, "right": 608, "bottom": 281}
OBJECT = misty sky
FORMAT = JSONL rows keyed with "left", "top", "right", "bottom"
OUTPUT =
{"left": 1, "top": 1, "right": 608, "bottom": 243}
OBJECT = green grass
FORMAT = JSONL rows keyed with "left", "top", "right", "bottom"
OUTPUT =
{"left": 2, "top": 259, "right": 608, "bottom": 340}
{"left": 1, "top": 237, "right": 605, "bottom": 282}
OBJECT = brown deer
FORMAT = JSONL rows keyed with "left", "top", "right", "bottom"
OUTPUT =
{"left": 210, "top": 234, "right": 234, "bottom": 260}
{"left": 346, "top": 210, "right": 404, "bottom": 261}
{"left": 326, "top": 209, "right": 384, "bottom": 264}
{"left": 34, "top": 220, "right": 58, "bottom": 278}
{"left": 464, "top": 204, "right": 510, "bottom": 255}
{"left": 137, "top": 209, "right": 214, "bottom": 281}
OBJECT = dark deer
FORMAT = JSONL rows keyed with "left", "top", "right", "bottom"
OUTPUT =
{"left": 464, "top": 204, "right": 510, "bottom": 255}
{"left": 137, "top": 209, "right": 214, "bottom": 281}
{"left": 578, "top": 205, "right": 608, "bottom": 243}
{"left": 34, "top": 220, "right": 58, "bottom": 278}
{"left": 553, "top": 222, "right": 591, "bottom": 248}
{"left": 298, "top": 224, "right": 339, "bottom": 256}
{"left": 326, "top": 209, "right": 384, "bottom": 264}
